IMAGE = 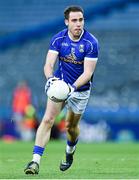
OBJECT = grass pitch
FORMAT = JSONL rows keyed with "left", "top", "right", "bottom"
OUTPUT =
{"left": 0, "top": 140, "right": 139, "bottom": 179}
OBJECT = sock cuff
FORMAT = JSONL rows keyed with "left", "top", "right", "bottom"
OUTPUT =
{"left": 33, "top": 145, "right": 45, "bottom": 156}
{"left": 67, "top": 139, "right": 78, "bottom": 147}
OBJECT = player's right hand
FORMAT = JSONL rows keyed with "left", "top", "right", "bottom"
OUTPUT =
{"left": 45, "top": 76, "right": 59, "bottom": 93}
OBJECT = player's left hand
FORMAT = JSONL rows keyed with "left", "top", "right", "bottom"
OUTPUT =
{"left": 67, "top": 84, "right": 77, "bottom": 99}
{"left": 45, "top": 76, "right": 59, "bottom": 93}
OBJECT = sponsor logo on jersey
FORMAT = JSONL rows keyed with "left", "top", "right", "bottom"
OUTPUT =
{"left": 60, "top": 56, "right": 84, "bottom": 64}
{"left": 60, "top": 52, "right": 83, "bottom": 64}
{"left": 59, "top": 47, "right": 84, "bottom": 65}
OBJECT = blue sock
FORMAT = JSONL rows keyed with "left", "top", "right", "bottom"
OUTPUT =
{"left": 33, "top": 145, "right": 45, "bottom": 156}
{"left": 67, "top": 139, "right": 78, "bottom": 147}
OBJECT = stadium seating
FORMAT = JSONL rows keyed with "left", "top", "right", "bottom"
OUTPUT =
{"left": 0, "top": 0, "right": 104, "bottom": 32}
{"left": 0, "top": 0, "right": 139, "bottom": 125}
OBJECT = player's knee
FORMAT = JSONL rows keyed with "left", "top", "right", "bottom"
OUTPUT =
{"left": 42, "top": 115, "right": 55, "bottom": 128}
{"left": 65, "top": 122, "right": 77, "bottom": 134}
{"left": 65, "top": 121, "right": 70, "bottom": 131}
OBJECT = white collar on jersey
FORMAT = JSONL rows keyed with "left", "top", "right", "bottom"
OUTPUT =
{"left": 68, "top": 29, "right": 84, "bottom": 42}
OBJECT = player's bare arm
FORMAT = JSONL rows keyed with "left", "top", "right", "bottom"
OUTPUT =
{"left": 44, "top": 50, "right": 58, "bottom": 79}
{"left": 73, "top": 59, "right": 97, "bottom": 89}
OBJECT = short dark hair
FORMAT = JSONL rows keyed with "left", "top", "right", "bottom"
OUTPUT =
{"left": 64, "top": 6, "right": 84, "bottom": 20}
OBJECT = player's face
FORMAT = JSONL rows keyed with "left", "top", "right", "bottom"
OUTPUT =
{"left": 65, "top": 11, "right": 84, "bottom": 40}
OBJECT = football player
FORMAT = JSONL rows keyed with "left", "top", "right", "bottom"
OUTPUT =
{"left": 24, "top": 5, "right": 99, "bottom": 174}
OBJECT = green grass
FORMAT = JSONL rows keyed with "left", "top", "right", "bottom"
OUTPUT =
{"left": 0, "top": 140, "right": 139, "bottom": 179}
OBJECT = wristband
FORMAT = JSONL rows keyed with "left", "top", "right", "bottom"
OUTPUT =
{"left": 72, "top": 84, "right": 77, "bottom": 91}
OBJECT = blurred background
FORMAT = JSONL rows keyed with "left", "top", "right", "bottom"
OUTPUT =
{"left": 0, "top": 0, "right": 139, "bottom": 143}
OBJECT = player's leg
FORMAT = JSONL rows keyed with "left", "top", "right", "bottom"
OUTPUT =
{"left": 65, "top": 110, "right": 81, "bottom": 152}
{"left": 59, "top": 110, "right": 81, "bottom": 171}
{"left": 60, "top": 90, "right": 90, "bottom": 171}
{"left": 24, "top": 98, "right": 63, "bottom": 175}
{"left": 35, "top": 99, "right": 63, "bottom": 147}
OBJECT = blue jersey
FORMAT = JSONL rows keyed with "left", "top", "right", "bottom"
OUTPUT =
{"left": 49, "top": 29, "right": 99, "bottom": 91}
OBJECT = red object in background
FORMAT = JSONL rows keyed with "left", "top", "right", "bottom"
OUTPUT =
{"left": 2, "top": 135, "right": 17, "bottom": 143}
{"left": 23, "top": 118, "right": 38, "bottom": 129}
{"left": 57, "top": 120, "right": 66, "bottom": 133}
{"left": 12, "top": 81, "right": 31, "bottom": 114}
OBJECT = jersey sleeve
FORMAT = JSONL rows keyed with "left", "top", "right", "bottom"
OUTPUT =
{"left": 85, "top": 39, "right": 99, "bottom": 61}
{"left": 49, "top": 35, "right": 61, "bottom": 53}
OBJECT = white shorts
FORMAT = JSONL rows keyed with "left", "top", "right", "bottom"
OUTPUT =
{"left": 65, "top": 90, "right": 91, "bottom": 114}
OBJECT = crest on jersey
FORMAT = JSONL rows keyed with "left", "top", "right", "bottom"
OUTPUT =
{"left": 79, "top": 44, "right": 84, "bottom": 52}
